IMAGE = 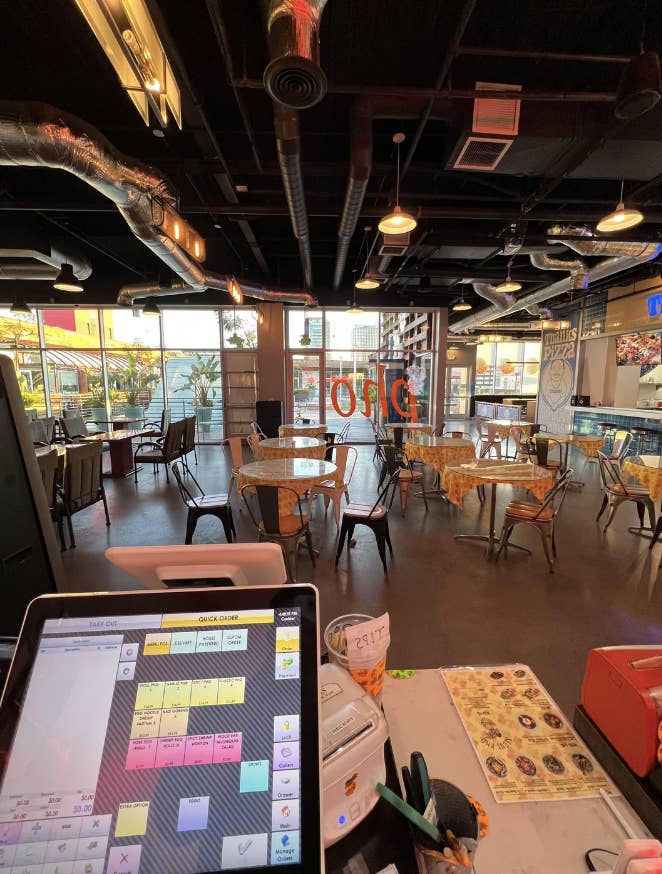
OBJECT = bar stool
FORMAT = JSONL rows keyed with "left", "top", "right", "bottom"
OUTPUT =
{"left": 597, "top": 422, "right": 617, "bottom": 454}
{"left": 632, "top": 426, "right": 652, "bottom": 455}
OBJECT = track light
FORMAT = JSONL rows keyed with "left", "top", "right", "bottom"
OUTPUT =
{"left": 10, "top": 300, "right": 31, "bottom": 314}
{"left": 597, "top": 181, "right": 644, "bottom": 232}
{"left": 378, "top": 133, "right": 417, "bottom": 235}
{"left": 143, "top": 298, "right": 160, "bottom": 315}
{"left": 53, "top": 263, "right": 84, "bottom": 293}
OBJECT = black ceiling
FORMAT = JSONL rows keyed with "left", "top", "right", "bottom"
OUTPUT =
{"left": 1, "top": 0, "right": 662, "bottom": 315}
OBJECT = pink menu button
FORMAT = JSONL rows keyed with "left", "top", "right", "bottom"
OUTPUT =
{"left": 105, "top": 843, "right": 142, "bottom": 874}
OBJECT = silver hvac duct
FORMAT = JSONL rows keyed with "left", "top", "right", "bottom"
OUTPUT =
{"left": 558, "top": 237, "right": 661, "bottom": 259}
{"left": 0, "top": 102, "right": 314, "bottom": 306}
{"left": 451, "top": 243, "right": 662, "bottom": 332}
{"left": 117, "top": 279, "right": 316, "bottom": 308}
{"left": 0, "top": 246, "right": 92, "bottom": 280}
{"left": 472, "top": 282, "right": 515, "bottom": 310}
{"left": 529, "top": 252, "right": 589, "bottom": 290}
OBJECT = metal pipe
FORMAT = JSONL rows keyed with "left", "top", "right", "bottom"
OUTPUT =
{"left": 0, "top": 246, "right": 92, "bottom": 279}
{"left": 118, "top": 279, "right": 316, "bottom": 307}
{"left": 263, "top": 0, "right": 328, "bottom": 108}
{"left": 456, "top": 47, "right": 630, "bottom": 64}
{"left": 0, "top": 263, "right": 58, "bottom": 280}
{"left": 530, "top": 252, "right": 589, "bottom": 290}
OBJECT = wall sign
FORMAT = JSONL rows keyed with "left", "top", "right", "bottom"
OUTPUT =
{"left": 330, "top": 363, "right": 418, "bottom": 421}
{"left": 537, "top": 312, "right": 579, "bottom": 431}
{"left": 647, "top": 293, "right": 662, "bottom": 318}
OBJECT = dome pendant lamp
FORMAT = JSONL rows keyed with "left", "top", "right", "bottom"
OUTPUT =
{"left": 355, "top": 226, "right": 380, "bottom": 289}
{"left": 347, "top": 272, "right": 365, "bottom": 314}
{"left": 378, "top": 133, "right": 418, "bottom": 235}
{"left": 496, "top": 259, "right": 522, "bottom": 293}
{"left": 597, "top": 180, "right": 644, "bottom": 232}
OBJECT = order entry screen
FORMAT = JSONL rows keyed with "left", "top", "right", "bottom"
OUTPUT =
{"left": 0, "top": 607, "right": 303, "bottom": 873}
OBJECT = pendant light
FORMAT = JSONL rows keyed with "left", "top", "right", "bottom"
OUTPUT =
{"left": 355, "top": 227, "right": 380, "bottom": 289}
{"left": 451, "top": 290, "right": 472, "bottom": 312}
{"left": 346, "top": 272, "right": 364, "bottom": 314}
{"left": 496, "top": 259, "right": 522, "bottom": 293}
{"left": 143, "top": 298, "right": 160, "bottom": 315}
{"left": 597, "top": 180, "right": 644, "bottom": 232}
{"left": 53, "top": 263, "right": 84, "bottom": 293}
{"left": 378, "top": 133, "right": 417, "bottom": 235}
{"left": 10, "top": 300, "right": 31, "bottom": 314}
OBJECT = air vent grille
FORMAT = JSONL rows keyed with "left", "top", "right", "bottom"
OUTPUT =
{"left": 473, "top": 82, "right": 521, "bottom": 135}
{"left": 379, "top": 232, "right": 410, "bottom": 256}
{"left": 453, "top": 137, "right": 513, "bottom": 171}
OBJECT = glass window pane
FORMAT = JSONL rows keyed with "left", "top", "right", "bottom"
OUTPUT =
{"left": 0, "top": 309, "right": 39, "bottom": 348}
{"left": 165, "top": 351, "right": 222, "bottom": 442}
{"left": 522, "top": 341, "right": 541, "bottom": 395}
{"left": 222, "top": 309, "right": 258, "bottom": 349}
{"left": 110, "top": 350, "right": 162, "bottom": 420}
{"left": 291, "top": 354, "right": 321, "bottom": 423}
{"left": 42, "top": 308, "right": 100, "bottom": 348}
{"left": 475, "top": 343, "right": 496, "bottom": 393}
{"left": 162, "top": 309, "right": 221, "bottom": 348}
{"left": 381, "top": 311, "right": 433, "bottom": 352}
{"left": 102, "top": 308, "right": 161, "bottom": 347}
{"left": 287, "top": 309, "right": 324, "bottom": 348}
{"left": 327, "top": 311, "right": 379, "bottom": 350}
{"left": 325, "top": 351, "right": 377, "bottom": 441}
{"left": 45, "top": 350, "right": 102, "bottom": 419}
{"left": 494, "top": 342, "right": 523, "bottom": 394}
{"left": 0, "top": 350, "right": 47, "bottom": 416}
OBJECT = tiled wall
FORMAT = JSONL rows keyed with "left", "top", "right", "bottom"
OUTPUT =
{"left": 572, "top": 410, "right": 662, "bottom": 454}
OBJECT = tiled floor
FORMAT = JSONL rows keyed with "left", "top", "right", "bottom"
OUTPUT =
{"left": 59, "top": 441, "right": 662, "bottom": 716}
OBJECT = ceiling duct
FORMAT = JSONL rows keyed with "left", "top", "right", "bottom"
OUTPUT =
{"left": 530, "top": 252, "right": 589, "bottom": 290}
{"left": 472, "top": 282, "right": 515, "bottom": 310}
{"left": 0, "top": 246, "right": 91, "bottom": 281}
{"left": 615, "top": 51, "right": 661, "bottom": 120}
{"left": 117, "top": 278, "right": 315, "bottom": 308}
{"left": 0, "top": 102, "right": 315, "bottom": 306}
{"left": 452, "top": 242, "right": 662, "bottom": 332}
{"left": 262, "top": 0, "right": 328, "bottom": 109}
{"left": 555, "top": 235, "right": 661, "bottom": 260}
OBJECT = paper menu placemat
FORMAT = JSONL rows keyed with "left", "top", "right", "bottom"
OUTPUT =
{"left": 441, "top": 664, "right": 614, "bottom": 803}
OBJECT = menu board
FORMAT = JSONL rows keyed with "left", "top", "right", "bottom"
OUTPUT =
{"left": 615, "top": 332, "right": 661, "bottom": 366}
{"left": 441, "top": 664, "right": 614, "bottom": 803}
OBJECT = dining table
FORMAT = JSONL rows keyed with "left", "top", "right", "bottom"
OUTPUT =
{"left": 441, "top": 458, "right": 556, "bottom": 558}
{"left": 258, "top": 436, "right": 327, "bottom": 461}
{"left": 622, "top": 454, "right": 662, "bottom": 501}
{"left": 533, "top": 432, "right": 606, "bottom": 472}
{"left": 488, "top": 419, "right": 536, "bottom": 439}
{"left": 278, "top": 422, "right": 327, "bottom": 438}
{"left": 83, "top": 427, "right": 157, "bottom": 478}
{"left": 237, "top": 457, "right": 338, "bottom": 516}
{"left": 405, "top": 436, "right": 476, "bottom": 496}
{"left": 385, "top": 422, "right": 433, "bottom": 439}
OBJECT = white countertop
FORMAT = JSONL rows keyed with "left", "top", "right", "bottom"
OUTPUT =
{"left": 568, "top": 405, "right": 662, "bottom": 420}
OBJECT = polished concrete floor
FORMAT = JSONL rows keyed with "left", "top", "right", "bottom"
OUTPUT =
{"left": 59, "top": 442, "right": 662, "bottom": 716}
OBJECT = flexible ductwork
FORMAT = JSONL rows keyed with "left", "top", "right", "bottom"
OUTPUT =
{"left": 263, "top": 0, "right": 328, "bottom": 109}
{"left": 451, "top": 243, "right": 662, "bottom": 332}
{"left": 0, "top": 246, "right": 91, "bottom": 281}
{"left": 530, "top": 252, "right": 589, "bottom": 290}
{"left": 472, "top": 282, "right": 515, "bottom": 310}
{"left": 117, "top": 280, "right": 315, "bottom": 308}
{"left": 0, "top": 102, "right": 314, "bottom": 306}
{"left": 273, "top": 105, "right": 313, "bottom": 288}
{"left": 559, "top": 238, "right": 661, "bottom": 259}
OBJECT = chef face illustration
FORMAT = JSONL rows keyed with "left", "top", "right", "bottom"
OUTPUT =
{"left": 541, "top": 357, "right": 573, "bottom": 411}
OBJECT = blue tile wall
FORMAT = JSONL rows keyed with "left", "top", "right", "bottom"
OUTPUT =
{"left": 572, "top": 410, "right": 662, "bottom": 455}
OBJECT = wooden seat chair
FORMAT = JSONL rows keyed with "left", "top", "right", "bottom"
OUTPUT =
{"left": 144, "top": 407, "right": 172, "bottom": 441}
{"left": 336, "top": 470, "right": 400, "bottom": 574}
{"left": 596, "top": 450, "right": 655, "bottom": 533}
{"left": 61, "top": 442, "right": 110, "bottom": 547}
{"left": 496, "top": 469, "right": 573, "bottom": 572}
{"left": 133, "top": 418, "right": 185, "bottom": 484}
{"left": 172, "top": 462, "right": 235, "bottom": 544}
{"left": 36, "top": 447, "right": 68, "bottom": 550}
{"left": 241, "top": 484, "right": 315, "bottom": 583}
{"left": 380, "top": 444, "right": 428, "bottom": 516}
{"left": 310, "top": 444, "right": 358, "bottom": 528}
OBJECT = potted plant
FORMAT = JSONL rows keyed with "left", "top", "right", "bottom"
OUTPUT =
{"left": 88, "top": 382, "right": 108, "bottom": 423}
{"left": 176, "top": 353, "right": 221, "bottom": 434}
{"left": 120, "top": 352, "right": 159, "bottom": 420}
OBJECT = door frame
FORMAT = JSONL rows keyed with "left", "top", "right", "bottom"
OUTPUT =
{"left": 286, "top": 351, "right": 325, "bottom": 424}
{"left": 445, "top": 364, "right": 472, "bottom": 419}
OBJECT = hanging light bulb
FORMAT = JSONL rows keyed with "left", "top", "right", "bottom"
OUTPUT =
{"left": 143, "top": 298, "right": 160, "bottom": 315}
{"left": 355, "top": 226, "right": 381, "bottom": 288}
{"left": 227, "top": 276, "right": 244, "bottom": 305}
{"left": 597, "top": 180, "right": 644, "bottom": 232}
{"left": 53, "top": 263, "right": 84, "bottom": 293}
{"left": 346, "top": 273, "right": 364, "bottom": 314}
{"left": 496, "top": 259, "right": 522, "bottom": 293}
{"left": 452, "top": 290, "right": 472, "bottom": 312}
{"left": 378, "top": 133, "right": 418, "bottom": 235}
{"left": 255, "top": 307, "right": 265, "bottom": 326}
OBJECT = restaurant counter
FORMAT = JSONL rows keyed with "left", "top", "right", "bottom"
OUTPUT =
{"left": 569, "top": 406, "right": 662, "bottom": 452}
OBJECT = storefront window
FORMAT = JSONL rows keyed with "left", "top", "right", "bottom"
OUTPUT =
{"left": 475, "top": 341, "right": 541, "bottom": 396}
{"left": 287, "top": 309, "right": 324, "bottom": 348}
{"left": 222, "top": 309, "right": 258, "bottom": 349}
{"left": 162, "top": 309, "right": 221, "bottom": 349}
{"left": 165, "top": 351, "right": 223, "bottom": 443}
{"left": 42, "top": 308, "right": 100, "bottom": 348}
{"left": 102, "top": 308, "right": 161, "bottom": 347}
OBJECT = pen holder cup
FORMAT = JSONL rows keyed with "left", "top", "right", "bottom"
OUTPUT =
{"left": 412, "top": 779, "right": 482, "bottom": 874}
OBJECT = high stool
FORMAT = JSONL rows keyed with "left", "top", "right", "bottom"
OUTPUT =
{"left": 597, "top": 422, "right": 617, "bottom": 454}
{"left": 632, "top": 426, "right": 652, "bottom": 455}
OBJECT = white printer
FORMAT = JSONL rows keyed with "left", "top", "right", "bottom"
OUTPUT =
{"left": 321, "top": 662, "right": 389, "bottom": 847}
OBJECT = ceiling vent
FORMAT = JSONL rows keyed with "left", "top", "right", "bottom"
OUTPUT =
{"left": 473, "top": 82, "right": 522, "bottom": 136}
{"left": 453, "top": 137, "right": 513, "bottom": 171}
{"left": 379, "top": 232, "right": 410, "bottom": 256}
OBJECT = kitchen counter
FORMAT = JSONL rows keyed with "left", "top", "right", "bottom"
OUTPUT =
{"left": 568, "top": 405, "right": 662, "bottom": 421}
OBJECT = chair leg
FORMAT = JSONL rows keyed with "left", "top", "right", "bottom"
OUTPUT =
{"left": 282, "top": 542, "right": 297, "bottom": 583}
{"left": 336, "top": 519, "right": 350, "bottom": 565}
{"left": 650, "top": 515, "right": 662, "bottom": 549}
{"left": 538, "top": 528, "right": 554, "bottom": 572}
{"left": 65, "top": 503, "right": 75, "bottom": 548}
{"left": 477, "top": 484, "right": 485, "bottom": 503}
{"left": 101, "top": 488, "right": 111, "bottom": 526}
{"left": 646, "top": 499, "right": 655, "bottom": 531}
{"left": 185, "top": 512, "right": 197, "bottom": 544}
{"left": 596, "top": 494, "right": 609, "bottom": 522}
{"left": 551, "top": 523, "right": 557, "bottom": 558}
{"left": 420, "top": 480, "right": 428, "bottom": 512}
{"left": 496, "top": 522, "right": 512, "bottom": 559}
{"left": 399, "top": 479, "right": 410, "bottom": 516}
{"left": 373, "top": 521, "right": 388, "bottom": 574}
{"left": 228, "top": 506, "right": 236, "bottom": 538}
{"left": 604, "top": 498, "right": 621, "bottom": 531}
{"left": 333, "top": 493, "right": 342, "bottom": 529}
{"left": 218, "top": 510, "right": 233, "bottom": 543}
{"left": 384, "top": 518, "right": 393, "bottom": 555}
{"left": 165, "top": 462, "right": 170, "bottom": 484}
{"left": 304, "top": 526, "right": 316, "bottom": 567}
{"left": 193, "top": 444, "right": 198, "bottom": 466}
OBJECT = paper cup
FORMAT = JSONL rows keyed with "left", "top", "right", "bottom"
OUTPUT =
{"left": 324, "top": 614, "right": 390, "bottom": 700}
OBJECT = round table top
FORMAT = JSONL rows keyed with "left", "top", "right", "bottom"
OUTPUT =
{"left": 385, "top": 422, "right": 431, "bottom": 430}
{"left": 444, "top": 458, "right": 553, "bottom": 484}
{"left": 280, "top": 422, "right": 323, "bottom": 430}
{"left": 260, "top": 436, "right": 325, "bottom": 449}
{"left": 407, "top": 436, "right": 474, "bottom": 448}
{"left": 533, "top": 432, "right": 573, "bottom": 443}
{"left": 489, "top": 419, "right": 535, "bottom": 428}
{"left": 624, "top": 454, "right": 662, "bottom": 470}
{"left": 238, "top": 458, "right": 336, "bottom": 482}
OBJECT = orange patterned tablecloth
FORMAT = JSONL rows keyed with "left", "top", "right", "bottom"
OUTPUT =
{"left": 405, "top": 437, "right": 475, "bottom": 475}
{"left": 278, "top": 424, "right": 327, "bottom": 438}
{"left": 623, "top": 455, "right": 662, "bottom": 501}
{"left": 571, "top": 435, "right": 605, "bottom": 458}
{"left": 259, "top": 437, "right": 326, "bottom": 461}
{"left": 238, "top": 458, "right": 338, "bottom": 515}
{"left": 441, "top": 459, "right": 555, "bottom": 508}
{"left": 488, "top": 420, "right": 536, "bottom": 439}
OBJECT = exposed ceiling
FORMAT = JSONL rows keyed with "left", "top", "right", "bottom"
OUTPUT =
{"left": 1, "top": 0, "right": 662, "bottom": 322}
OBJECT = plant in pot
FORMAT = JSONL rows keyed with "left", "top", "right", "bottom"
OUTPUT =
{"left": 121, "top": 353, "right": 159, "bottom": 421}
{"left": 176, "top": 353, "right": 221, "bottom": 435}
{"left": 88, "top": 382, "right": 109, "bottom": 423}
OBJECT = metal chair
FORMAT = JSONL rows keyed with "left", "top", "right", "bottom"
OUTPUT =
{"left": 371, "top": 419, "right": 392, "bottom": 461}
{"left": 181, "top": 414, "right": 197, "bottom": 472}
{"left": 250, "top": 421, "right": 267, "bottom": 438}
{"left": 309, "top": 444, "right": 358, "bottom": 528}
{"left": 144, "top": 408, "right": 171, "bottom": 441}
{"left": 337, "top": 421, "right": 351, "bottom": 444}
{"left": 533, "top": 436, "right": 564, "bottom": 476}
{"left": 247, "top": 432, "right": 263, "bottom": 459}
{"left": 61, "top": 442, "right": 110, "bottom": 547}
{"left": 609, "top": 429, "right": 632, "bottom": 462}
{"left": 595, "top": 451, "right": 655, "bottom": 533}
{"left": 133, "top": 418, "right": 185, "bottom": 484}
{"left": 172, "top": 462, "right": 235, "bottom": 544}
{"left": 323, "top": 431, "right": 336, "bottom": 460}
{"left": 444, "top": 429, "right": 468, "bottom": 439}
{"left": 241, "top": 484, "right": 315, "bottom": 583}
{"left": 474, "top": 416, "right": 502, "bottom": 459}
{"left": 379, "top": 444, "right": 428, "bottom": 516}
{"left": 597, "top": 422, "right": 618, "bottom": 454}
{"left": 496, "top": 469, "right": 573, "bottom": 573}
{"left": 59, "top": 415, "right": 89, "bottom": 443}
{"left": 336, "top": 470, "right": 400, "bottom": 575}
{"left": 226, "top": 436, "right": 245, "bottom": 500}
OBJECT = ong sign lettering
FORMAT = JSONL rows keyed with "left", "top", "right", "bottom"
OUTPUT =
{"left": 330, "top": 363, "right": 418, "bottom": 421}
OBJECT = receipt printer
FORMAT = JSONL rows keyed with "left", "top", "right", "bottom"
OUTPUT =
{"left": 321, "top": 663, "right": 389, "bottom": 847}
{"left": 581, "top": 646, "right": 662, "bottom": 777}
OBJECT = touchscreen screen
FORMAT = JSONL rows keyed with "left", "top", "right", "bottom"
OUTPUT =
{"left": 0, "top": 606, "right": 304, "bottom": 872}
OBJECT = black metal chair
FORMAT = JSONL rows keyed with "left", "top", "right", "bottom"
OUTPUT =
{"left": 596, "top": 450, "right": 655, "bottom": 533}
{"left": 61, "top": 442, "right": 110, "bottom": 547}
{"left": 336, "top": 470, "right": 400, "bottom": 574}
{"left": 181, "top": 414, "right": 198, "bottom": 472}
{"left": 371, "top": 420, "right": 392, "bottom": 461}
{"left": 324, "top": 431, "right": 336, "bottom": 460}
{"left": 241, "top": 484, "right": 315, "bottom": 583}
{"left": 144, "top": 407, "right": 172, "bottom": 442}
{"left": 133, "top": 418, "right": 185, "bottom": 484}
{"left": 172, "top": 462, "right": 235, "bottom": 544}
{"left": 533, "top": 436, "right": 564, "bottom": 475}
{"left": 337, "top": 422, "right": 351, "bottom": 444}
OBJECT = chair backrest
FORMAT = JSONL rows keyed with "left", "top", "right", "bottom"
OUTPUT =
{"left": 324, "top": 431, "right": 336, "bottom": 447}
{"left": 532, "top": 468, "right": 573, "bottom": 520}
{"left": 250, "top": 421, "right": 267, "bottom": 438}
{"left": 182, "top": 415, "right": 196, "bottom": 454}
{"left": 337, "top": 421, "right": 351, "bottom": 443}
{"left": 241, "top": 484, "right": 305, "bottom": 536}
{"left": 330, "top": 444, "right": 358, "bottom": 485}
{"left": 479, "top": 437, "right": 500, "bottom": 458}
{"left": 510, "top": 425, "right": 523, "bottom": 444}
{"left": 163, "top": 419, "right": 185, "bottom": 460}
{"left": 227, "top": 436, "right": 244, "bottom": 469}
{"left": 393, "top": 426, "right": 404, "bottom": 449}
{"left": 172, "top": 461, "right": 202, "bottom": 507}
{"left": 446, "top": 430, "right": 466, "bottom": 439}
{"left": 610, "top": 429, "right": 632, "bottom": 462}
{"left": 247, "top": 433, "right": 263, "bottom": 459}
{"left": 29, "top": 418, "right": 49, "bottom": 445}
{"left": 372, "top": 469, "right": 401, "bottom": 518}
{"left": 472, "top": 415, "right": 485, "bottom": 438}
{"left": 36, "top": 448, "right": 59, "bottom": 509}
{"left": 161, "top": 408, "right": 172, "bottom": 433}
{"left": 64, "top": 442, "right": 103, "bottom": 510}
{"left": 597, "top": 450, "right": 632, "bottom": 494}
{"left": 382, "top": 444, "right": 404, "bottom": 475}
{"left": 59, "top": 416, "right": 87, "bottom": 441}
